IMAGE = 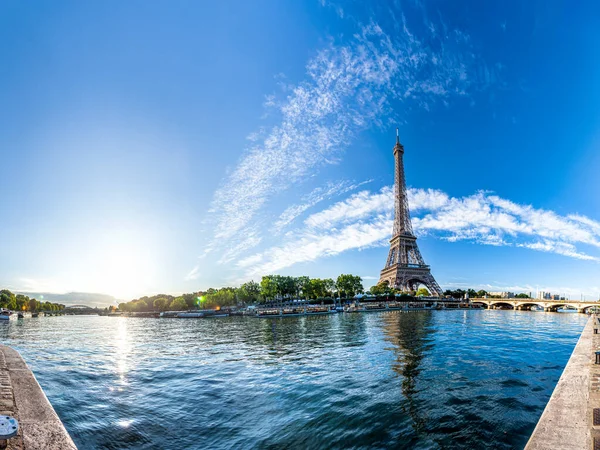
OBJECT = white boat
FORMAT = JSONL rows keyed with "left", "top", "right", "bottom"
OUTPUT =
{"left": 0, "top": 310, "right": 16, "bottom": 321}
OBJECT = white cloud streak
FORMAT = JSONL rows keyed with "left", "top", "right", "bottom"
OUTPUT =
{"left": 273, "top": 179, "right": 372, "bottom": 234}
{"left": 237, "top": 186, "right": 600, "bottom": 278}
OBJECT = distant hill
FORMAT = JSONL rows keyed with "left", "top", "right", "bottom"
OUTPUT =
{"left": 15, "top": 292, "right": 119, "bottom": 308}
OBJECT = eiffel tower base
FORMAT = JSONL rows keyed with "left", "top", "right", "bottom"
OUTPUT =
{"left": 379, "top": 265, "right": 442, "bottom": 297}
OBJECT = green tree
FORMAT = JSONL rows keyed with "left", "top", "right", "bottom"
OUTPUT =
{"left": 323, "top": 279, "right": 335, "bottom": 297}
{"left": 260, "top": 276, "right": 278, "bottom": 300}
{"left": 182, "top": 293, "right": 198, "bottom": 309}
{"left": 153, "top": 298, "right": 168, "bottom": 311}
{"left": 305, "top": 278, "right": 325, "bottom": 299}
{"left": 515, "top": 293, "right": 530, "bottom": 298}
{"left": 276, "top": 276, "right": 296, "bottom": 298}
{"left": 416, "top": 287, "right": 430, "bottom": 297}
{"left": 476, "top": 290, "right": 488, "bottom": 298}
{"left": 295, "top": 276, "right": 311, "bottom": 298}
{"left": 15, "top": 294, "right": 29, "bottom": 311}
{"left": 0, "top": 290, "right": 16, "bottom": 310}
{"left": 169, "top": 297, "right": 188, "bottom": 311}
{"left": 237, "top": 281, "right": 261, "bottom": 304}
{"left": 204, "top": 288, "right": 236, "bottom": 308}
{"left": 444, "top": 289, "right": 466, "bottom": 299}
{"left": 336, "top": 274, "right": 364, "bottom": 298}
{"left": 371, "top": 282, "right": 391, "bottom": 296}
{"left": 28, "top": 298, "right": 38, "bottom": 312}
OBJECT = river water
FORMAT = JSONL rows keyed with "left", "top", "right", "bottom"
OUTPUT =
{"left": 0, "top": 310, "right": 588, "bottom": 449}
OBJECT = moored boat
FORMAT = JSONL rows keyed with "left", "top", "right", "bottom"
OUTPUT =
{"left": 255, "top": 305, "right": 337, "bottom": 318}
{"left": 0, "top": 310, "right": 16, "bottom": 321}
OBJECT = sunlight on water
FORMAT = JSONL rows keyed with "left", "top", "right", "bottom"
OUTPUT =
{"left": 0, "top": 311, "right": 588, "bottom": 449}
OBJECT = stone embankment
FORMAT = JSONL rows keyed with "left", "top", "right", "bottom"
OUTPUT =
{"left": 0, "top": 345, "right": 76, "bottom": 450}
{"left": 525, "top": 316, "right": 596, "bottom": 450}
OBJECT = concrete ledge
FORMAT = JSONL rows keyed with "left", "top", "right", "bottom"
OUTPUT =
{"left": 525, "top": 317, "right": 592, "bottom": 450}
{"left": 0, "top": 345, "right": 76, "bottom": 450}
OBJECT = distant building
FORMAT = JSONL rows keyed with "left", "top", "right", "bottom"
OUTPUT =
{"left": 537, "top": 291, "right": 552, "bottom": 300}
{"left": 552, "top": 294, "right": 560, "bottom": 300}
{"left": 488, "top": 291, "right": 515, "bottom": 299}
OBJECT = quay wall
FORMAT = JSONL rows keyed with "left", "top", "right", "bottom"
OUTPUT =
{"left": 525, "top": 316, "right": 593, "bottom": 450}
{"left": 0, "top": 345, "right": 76, "bottom": 450}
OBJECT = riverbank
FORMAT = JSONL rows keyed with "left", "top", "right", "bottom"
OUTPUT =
{"left": 0, "top": 345, "right": 76, "bottom": 449}
{"left": 525, "top": 316, "right": 593, "bottom": 449}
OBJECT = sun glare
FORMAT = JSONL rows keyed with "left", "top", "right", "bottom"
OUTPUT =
{"left": 79, "top": 232, "right": 159, "bottom": 299}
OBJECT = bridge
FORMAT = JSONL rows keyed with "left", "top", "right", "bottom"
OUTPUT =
{"left": 469, "top": 297, "right": 600, "bottom": 313}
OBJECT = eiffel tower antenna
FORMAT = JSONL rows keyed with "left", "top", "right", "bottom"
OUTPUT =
{"left": 378, "top": 129, "right": 442, "bottom": 296}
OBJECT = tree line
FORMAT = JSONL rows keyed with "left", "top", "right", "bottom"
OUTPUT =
{"left": 441, "top": 289, "right": 530, "bottom": 299}
{"left": 370, "top": 282, "right": 432, "bottom": 297}
{"left": 0, "top": 290, "right": 66, "bottom": 312}
{"left": 118, "top": 274, "right": 365, "bottom": 312}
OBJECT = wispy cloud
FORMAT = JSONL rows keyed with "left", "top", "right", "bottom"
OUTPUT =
{"left": 185, "top": 265, "right": 200, "bottom": 281}
{"left": 201, "top": 12, "right": 490, "bottom": 266}
{"left": 236, "top": 186, "right": 600, "bottom": 279}
{"left": 273, "top": 179, "right": 372, "bottom": 234}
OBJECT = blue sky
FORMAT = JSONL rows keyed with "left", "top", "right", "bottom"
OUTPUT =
{"left": 2, "top": 1, "right": 600, "bottom": 303}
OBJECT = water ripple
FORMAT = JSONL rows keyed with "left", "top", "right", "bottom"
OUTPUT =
{"left": 0, "top": 310, "right": 587, "bottom": 449}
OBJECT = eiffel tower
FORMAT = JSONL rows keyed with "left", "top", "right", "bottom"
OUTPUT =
{"left": 378, "top": 129, "right": 443, "bottom": 296}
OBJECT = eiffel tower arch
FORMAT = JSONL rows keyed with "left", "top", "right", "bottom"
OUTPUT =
{"left": 378, "top": 130, "right": 443, "bottom": 296}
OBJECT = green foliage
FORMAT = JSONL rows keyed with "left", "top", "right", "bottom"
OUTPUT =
{"left": 169, "top": 297, "right": 188, "bottom": 311}
{"left": 0, "top": 290, "right": 63, "bottom": 311}
{"left": 182, "top": 293, "right": 199, "bottom": 308}
{"left": 203, "top": 288, "right": 236, "bottom": 308}
{"left": 114, "top": 273, "right": 366, "bottom": 311}
{"left": 515, "top": 293, "right": 530, "bottom": 298}
{"left": 28, "top": 298, "right": 39, "bottom": 311}
{"left": 336, "top": 274, "right": 364, "bottom": 298}
{"left": 237, "top": 281, "right": 260, "bottom": 303}
{"left": 416, "top": 287, "right": 430, "bottom": 297}
{"left": 444, "top": 289, "right": 466, "bottom": 299}
{"left": 0, "top": 290, "right": 17, "bottom": 310}
{"left": 476, "top": 290, "right": 488, "bottom": 298}
{"left": 323, "top": 278, "right": 335, "bottom": 296}
{"left": 153, "top": 298, "right": 168, "bottom": 311}
{"left": 295, "top": 276, "right": 310, "bottom": 298}
{"left": 371, "top": 282, "right": 391, "bottom": 296}
{"left": 302, "top": 278, "right": 335, "bottom": 299}
{"left": 260, "top": 276, "right": 278, "bottom": 300}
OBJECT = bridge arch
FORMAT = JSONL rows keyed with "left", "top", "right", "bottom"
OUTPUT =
{"left": 488, "top": 301, "right": 514, "bottom": 310}
{"left": 514, "top": 302, "right": 545, "bottom": 311}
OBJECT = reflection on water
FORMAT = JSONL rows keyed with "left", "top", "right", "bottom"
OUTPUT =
{"left": 0, "top": 311, "right": 587, "bottom": 449}
{"left": 383, "top": 312, "right": 434, "bottom": 433}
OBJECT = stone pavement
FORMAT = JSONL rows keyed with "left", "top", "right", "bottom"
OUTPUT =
{"left": 526, "top": 316, "right": 593, "bottom": 450}
{"left": 589, "top": 315, "right": 600, "bottom": 449}
{"left": 0, "top": 345, "right": 76, "bottom": 450}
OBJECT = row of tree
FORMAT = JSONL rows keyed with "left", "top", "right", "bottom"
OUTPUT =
{"left": 442, "top": 289, "right": 530, "bottom": 299}
{"left": 0, "top": 290, "right": 66, "bottom": 312}
{"left": 369, "top": 282, "right": 432, "bottom": 297}
{"left": 117, "top": 274, "right": 366, "bottom": 312}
